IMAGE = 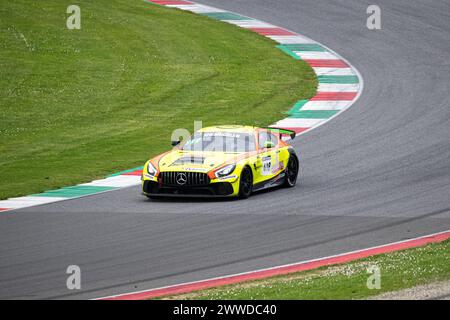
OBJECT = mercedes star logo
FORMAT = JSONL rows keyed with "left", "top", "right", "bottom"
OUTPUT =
{"left": 176, "top": 172, "right": 187, "bottom": 185}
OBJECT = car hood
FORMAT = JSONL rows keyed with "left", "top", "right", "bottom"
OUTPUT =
{"left": 157, "top": 150, "right": 244, "bottom": 173}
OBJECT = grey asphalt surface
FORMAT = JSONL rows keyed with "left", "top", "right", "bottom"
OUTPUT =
{"left": 1, "top": 0, "right": 450, "bottom": 299}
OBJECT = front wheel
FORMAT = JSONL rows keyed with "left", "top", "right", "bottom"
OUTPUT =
{"left": 238, "top": 166, "right": 253, "bottom": 199}
{"left": 284, "top": 154, "right": 299, "bottom": 187}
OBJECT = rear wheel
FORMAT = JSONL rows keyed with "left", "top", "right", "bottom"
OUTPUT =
{"left": 238, "top": 166, "right": 253, "bottom": 199}
{"left": 284, "top": 154, "right": 299, "bottom": 187}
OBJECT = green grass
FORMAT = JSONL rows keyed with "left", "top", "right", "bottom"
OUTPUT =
{"left": 0, "top": 0, "right": 316, "bottom": 199}
{"left": 159, "top": 239, "right": 450, "bottom": 300}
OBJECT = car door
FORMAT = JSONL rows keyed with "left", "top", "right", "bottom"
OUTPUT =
{"left": 254, "top": 131, "right": 282, "bottom": 184}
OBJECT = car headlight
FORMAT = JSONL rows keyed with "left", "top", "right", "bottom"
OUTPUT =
{"left": 215, "top": 164, "right": 236, "bottom": 178}
{"left": 147, "top": 162, "right": 157, "bottom": 176}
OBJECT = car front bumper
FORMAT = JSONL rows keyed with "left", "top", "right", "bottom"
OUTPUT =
{"left": 142, "top": 169, "right": 241, "bottom": 197}
{"left": 142, "top": 180, "right": 238, "bottom": 197}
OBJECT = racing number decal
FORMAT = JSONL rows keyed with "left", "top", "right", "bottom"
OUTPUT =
{"left": 261, "top": 151, "right": 282, "bottom": 176}
{"left": 261, "top": 156, "right": 272, "bottom": 176}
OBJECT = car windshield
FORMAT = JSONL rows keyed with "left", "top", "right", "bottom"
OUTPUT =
{"left": 182, "top": 132, "right": 256, "bottom": 153}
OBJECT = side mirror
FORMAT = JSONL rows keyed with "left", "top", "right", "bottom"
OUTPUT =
{"left": 171, "top": 140, "right": 181, "bottom": 147}
{"left": 263, "top": 141, "right": 275, "bottom": 149}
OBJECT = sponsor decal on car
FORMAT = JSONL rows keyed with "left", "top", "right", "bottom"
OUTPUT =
{"left": 184, "top": 167, "right": 208, "bottom": 172}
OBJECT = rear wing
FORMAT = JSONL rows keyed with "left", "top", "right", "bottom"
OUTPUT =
{"left": 264, "top": 127, "right": 296, "bottom": 140}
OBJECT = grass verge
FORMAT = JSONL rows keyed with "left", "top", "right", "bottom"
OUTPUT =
{"left": 158, "top": 239, "right": 450, "bottom": 300}
{"left": 0, "top": 0, "right": 316, "bottom": 199}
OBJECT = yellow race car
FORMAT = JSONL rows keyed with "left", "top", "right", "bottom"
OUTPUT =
{"left": 142, "top": 125, "right": 299, "bottom": 199}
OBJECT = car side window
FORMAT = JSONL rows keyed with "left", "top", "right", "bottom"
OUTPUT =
{"left": 258, "top": 131, "right": 278, "bottom": 149}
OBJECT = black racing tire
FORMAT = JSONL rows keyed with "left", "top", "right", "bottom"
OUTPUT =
{"left": 238, "top": 166, "right": 253, "bottom": 199}
{"left": 284, "top": 154, "right": 299, "bottom": 187}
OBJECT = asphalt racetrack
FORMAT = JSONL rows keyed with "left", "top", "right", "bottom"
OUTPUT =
{"left": 1, "top": 0, "right": 450, "bottom": 299}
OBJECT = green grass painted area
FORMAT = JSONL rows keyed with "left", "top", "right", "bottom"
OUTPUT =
{"left": 286, "top": 100, "right": 308, "bottom": 115}
{"left": 0, "top": 0, "right": 316, "bottom": 199}
{"left": 276, "top": 45, "right": 301, "bottom": 60}
{"left": 159, "top": 239, "right": 450, "bottom": 300}
{"left": 289, "top": 110, "right": 339, "bottom": 119}
{"left": 278, "top": 44, "right": 326, "bottom": 52}
{"left": 32, "top": 185, "right": 116, "bottom": 198}
{"left": 318, "top": 75, "right": 359, "bottom": 84}
{"left": 201, "top": 12, "right": 249, "bottom": 21}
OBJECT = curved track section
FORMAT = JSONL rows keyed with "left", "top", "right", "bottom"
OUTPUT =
{"left": 1, "top": 0, "right": 450, "bottom": 299}
{"left": 0, "top": 0, "right": 363, "bottom": 212}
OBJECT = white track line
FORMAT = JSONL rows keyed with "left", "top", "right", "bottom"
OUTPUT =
{"left": 224, "top": 20, "right": 276, "bottom": 28}
{"left": 299, "top": 100, "right": 351, "bottom": 111}
{"left": 166, "top": 4, "right": 224, "bottom": 13}
{"left": 313, "top": 67, "right": 356, "bottom": 76}
{"left": 317, "top": 83, "right": 360, "bottom": 92}
{"left": 80, "top": 175, "right": 141, "bottom": 188}
{"left": 294, "top": 51, "right": 339, "bottom": 60}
